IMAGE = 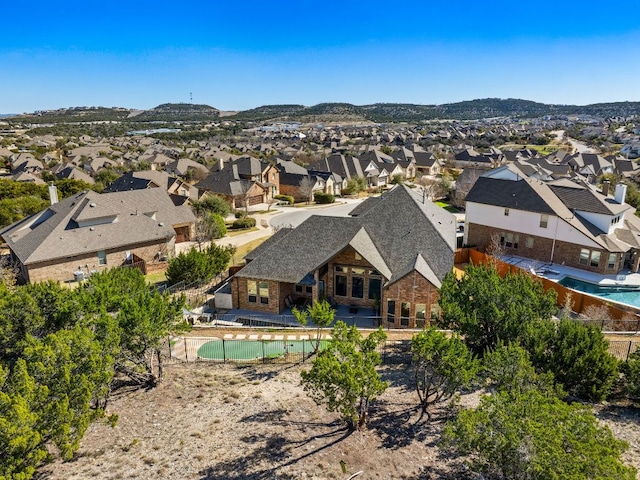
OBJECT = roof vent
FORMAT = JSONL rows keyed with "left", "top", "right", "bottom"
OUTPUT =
{"left": 89, "top": 202, "right": 96, "bottom": 207}
{"left": 158, "top": 222, "right": 164, "bottom": 227}
{"left": 89, "top": 227, "right": 95, "bottom": 231}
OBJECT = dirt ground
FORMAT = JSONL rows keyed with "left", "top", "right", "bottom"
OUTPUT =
{"left": 37, "top": 362, "right": 640, "bottom": 480}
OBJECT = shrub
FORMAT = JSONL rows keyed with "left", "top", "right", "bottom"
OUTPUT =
{"left": 275, "top": 194, "right": 294, "bottom": 205}
{"left": 314, "top": 192, "right": 335, "bottom": 204}
{"left": 166, "top": 244, "right": 235, "bottom": 285}
{"left": 232, "top": 217, "right": 256, "bottom": 229}
{"left": 530, "top": 319, "right": 619, "bottom": 401}
{"left": 208, "top": 213, "right": 227, "bottom": 239}
{"left": 234, "top": 210, "right": 247, "bottom": 219}
{"left": 191, "top": 195, "right": 231, "bottom": 218}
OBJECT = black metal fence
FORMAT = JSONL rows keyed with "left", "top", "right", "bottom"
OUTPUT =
{"left": 163, "top": 337, "right": 413, "bottom": 365}
{"left": 163, "top": 337, "right": 640, "bottom": 365}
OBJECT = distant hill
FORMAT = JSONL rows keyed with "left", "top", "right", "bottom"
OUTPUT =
{"left": 131, "top": 103, "right": 220, "bottom": 122}
{"left": 230, "top": 104, "right": 306, "bottom": 120}
{"left": 7, "top": 106, "right": 132, "bottom": 123}
{"left": 6, "top": 98, "right": 640, "bottom": 125}
{"left": 229, "top": 99, "right": 640, "bottom": 122}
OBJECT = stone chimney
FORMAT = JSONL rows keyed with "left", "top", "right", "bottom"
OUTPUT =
{"left": 602, "top": 180, "right": 610, "bottom": 196}
{"left": 614, "top": 183, "right": 628, "bottom": 204}
{"left": 48, "top": 183, "right": 59, "bottom": 205}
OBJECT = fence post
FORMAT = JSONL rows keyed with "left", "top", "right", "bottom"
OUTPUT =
{"left": 184, "top": 337, "right": 188, "bottom": 362}
{"left": 303, "top": 339, "right": 305, "bottom": 362}
{"left": 262, "top": 340, "right": 266, "bottom": 364}
{"left": 168, "top": 335, "right": 172, "bottom": 358}
{"left": 223, "top": 339, "right": 227, "bottom": 363}
{"left": 627, "top": 341, "right": 633, "bottom": 361}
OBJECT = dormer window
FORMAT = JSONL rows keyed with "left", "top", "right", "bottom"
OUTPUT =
{"left": 504, "top": 208, "right": 510, "bottom": 216}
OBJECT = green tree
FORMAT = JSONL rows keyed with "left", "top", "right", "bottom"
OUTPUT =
{"left": 292, "top": 300, "right": 335, "bottom": 353}
{"left": 443, "top": 389, "right": 636, "bottom": 480}
{"left": 530, "top": 319, "right": 619, "bottom": 401}
{"left": 620, "top": 349, "right": 640, "bottom": 400}
{"left": 18, "top": 327, "right": 113, "bottom": 459}
{"left": 390, "top": 173, "right": 404, "bottom": 185}
{"left": 411, "top": 328, "right": 479, "bottom": 421}
{"left": 300, "top": 322, "right": 388, "bottom": 430}
{"left": 165, "top": 244, "right": 234, "bottom": 286}
{"left": 0, "top": 285, "right": 45, "bottom": 359}
{"left": 344, "top": 176, "right": 367, "bottom": 195}
{"left": 482, "top": 342, "right": 562, "bottom": 398}
{"left": 438, "top": 263, "right": 557, "bottom": 355}
{"left": 191, "top": 195, "right": 231, "bottom": 218}
{"left": 0, "top": 362, "right": 48, "bottom": 480}
{"left": 116, "top": 289, "right": 186, "bottom": 385}
{"left": 94, "top": 168, "right": 120, "bottom": 189}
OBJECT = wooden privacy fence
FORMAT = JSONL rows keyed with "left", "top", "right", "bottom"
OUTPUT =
{"left": 461, "top": 249, "right": 640, "bottom": 331}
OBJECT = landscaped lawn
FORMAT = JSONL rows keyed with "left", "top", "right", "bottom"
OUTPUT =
{"left": 145, "top": 271, "right": 167, "bottom": 285}
{"left": 435, "top": 201, "right": 461, "bottom": 213}
{"left": 231, "top": 237, "right": 269, "bottom": 265}
{"left": 226, "top": 226, "right": 259, "bottom": 236}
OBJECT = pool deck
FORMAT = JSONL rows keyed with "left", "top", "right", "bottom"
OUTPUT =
{"left": 497, "top": 254, "right": 640, "bottom": 288}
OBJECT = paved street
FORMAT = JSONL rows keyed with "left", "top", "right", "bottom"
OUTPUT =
{"left": 176, "top": 198, "right": 364, "bottom": 253}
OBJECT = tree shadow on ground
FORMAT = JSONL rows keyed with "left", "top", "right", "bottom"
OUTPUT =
{"left": 199, "top": 427, "right": 352, "bottom": 480}
{"left": 241, "top": 408, "right": 344, "bottom": 432}
{"left": 237, "top": 363, "right": 301, "bottom": 382}
{"left": 198, "top": 433, "right": 296, "bottom": 480}
{"left": 398, "top": 463, "right": 478, "bottom": 480}
{"left": 594, "top": 403, "right": 640, "bottom": 428}
{"left": 379, "top": 364, "right": 415, "bottom": 393}
{"left": 368, "top": 399, "right": 453, "bottom": 450}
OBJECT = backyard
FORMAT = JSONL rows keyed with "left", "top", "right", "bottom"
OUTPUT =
{"left": 36, "top": 361, "right": 640, "bottom": 480}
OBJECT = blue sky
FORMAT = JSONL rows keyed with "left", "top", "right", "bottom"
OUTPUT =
{"left": 1, "top": 0, "right": 640, "bottom": 113}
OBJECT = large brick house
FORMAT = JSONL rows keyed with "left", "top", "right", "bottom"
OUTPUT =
{"left": 195, "top": 157, "right": 279, "bottom": 208}
{"left": 0, "top": 188, "right": 195, "bottom": 283}
{"left": 464, "top": 176, "right": 640, "bottom": 274}
{"left": 228, "top": 185, "right": 456, "bottom": 328}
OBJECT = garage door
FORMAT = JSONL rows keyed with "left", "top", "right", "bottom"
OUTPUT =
{"left": 248, "top": 195, "right": 263, "bottom": 206}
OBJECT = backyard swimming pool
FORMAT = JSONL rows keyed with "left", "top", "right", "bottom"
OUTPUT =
{"left": 558, "top": 276, "right": 640, "bottom": 308}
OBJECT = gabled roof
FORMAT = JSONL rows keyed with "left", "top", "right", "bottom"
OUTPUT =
{"left": 465, "top": 177, "right": 556, "bottom": 214}
{"left": 0, "top": 189, "right": 195, "bottom": 266}
{"left": 105, "top": 170, "right": 173, "bottom": 192}
{"left": 308, "top": 154, "right": 364, "bottom": 180}
{"left": 548, "top": 181, "right": 628, "bottom": 216}
{"left": 195, "top": 164, "right": 256, "bottom": 197}
{"left": 466, "top": 177, "right": 634, "bottom": 250}
{"left": 236, "top": 185, "right": 455, "bottom": 287}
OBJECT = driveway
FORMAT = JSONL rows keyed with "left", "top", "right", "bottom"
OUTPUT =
{"left": 176, "top": 198, "right": 365, "bottom": 253}
{"left": 269, "top": 198, "right": 364, "bottom": 229}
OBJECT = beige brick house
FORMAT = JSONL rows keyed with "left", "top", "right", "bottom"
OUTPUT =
{"left": 0, "top": 188, "right": 195, "bottom": 283}
{"left": 228, "top": 185, "right": 456, "bottom": 328}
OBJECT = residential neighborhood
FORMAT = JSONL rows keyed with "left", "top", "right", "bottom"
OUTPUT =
{"left": 2, "top": 102, "right": 640, "bottom": 480}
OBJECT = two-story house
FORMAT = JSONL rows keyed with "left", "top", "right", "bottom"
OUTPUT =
{"left": 465, "top": 177, "right": 640, "bottom": 274}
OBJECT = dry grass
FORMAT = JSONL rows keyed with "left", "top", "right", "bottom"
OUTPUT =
{"left": 37, "top": 362, "right": 640, "bottom": 480}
